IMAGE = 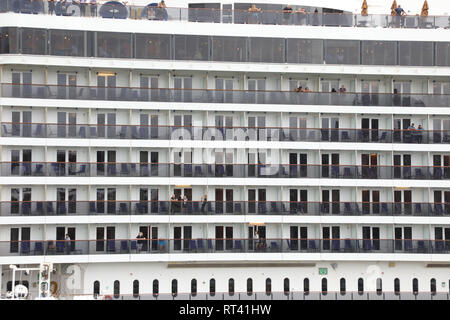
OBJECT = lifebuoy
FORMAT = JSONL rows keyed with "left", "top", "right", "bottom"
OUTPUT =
{"left": 102, "top": 295, "right": 113, "bottom": 300}
{"left": 50, "top": 281, "right": 58, "bottom": 295}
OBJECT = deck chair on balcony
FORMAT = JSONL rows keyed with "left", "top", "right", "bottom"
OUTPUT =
{"left": 381, "top": 203, "right": 389, "bottom": 215}
{"left": 36, "top": 202, "right": 44, "bottom": 215}
{"left": 79, "top": 126, "right": 86, "bottom": 138}
{"left": 34, "top": 241, "right": 44, "bottom": 255}
{"left": 270, "top": 241, "right": 279, "bottom": 251}
{"left": 119, "top": 203, "right": 128, "bottom": 214}
{"left": 414, "top": 203, "right": 422, "bottom": 215}
{"left": 344, "top": 202, "right": 352, "bottom": 215}
{"left": 107, "top": 240, "right": 116, "bottom": 252}
{"left": 120, "top": 240, "right": 129, "bottom": 253}
{"left": 20, "top": 242, "right": 30, "bottom": 255}
{"left": 341, "top": 131, "right": 350, "bottom": 141}
{"left": 46, "top": 202, "right": 54, "bottom": 215}
{"left": 234, "top": 240, "right": 242, "bottom": 251}
{"left": 189, "top": 240, "right": 197, "bottom": 252}
{"left": 308, "top": 240, "right": 317, "bottom": 252}
{"left": 196, "top": 239, "right": 203, "bottom": 251}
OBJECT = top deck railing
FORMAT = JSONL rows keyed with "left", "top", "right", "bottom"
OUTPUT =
{"left": 1, "top": 0, "right": 450, "bottom": 29}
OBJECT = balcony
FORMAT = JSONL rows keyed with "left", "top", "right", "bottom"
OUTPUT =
{"left": 2, "top": 122, "right": 449, "bottom": 144}
{"left": 2, "top": 162, "right": 450, "bottom": 180}
{"left": 3, "top": 84, "right": 450, "bottom": 108}
{"left": 1, "top": 0, "right": 449, "bottom": 29}
{"left": 1, "top": 201, "right": 448, "bottom": 216}
{"left": 4, "top": 238, "right": 450, "bottom": 257}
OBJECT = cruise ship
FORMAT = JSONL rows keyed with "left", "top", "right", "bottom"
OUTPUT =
{"left": 0, "top": 0, "right": 450, "bottom": 301}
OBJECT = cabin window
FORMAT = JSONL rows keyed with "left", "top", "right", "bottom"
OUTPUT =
{"left": 265, "top": 278, "right": 271, "bottom": 295}
{"left": 340, "top": 278, "right": 346, "bottom": 295}
{"left": 358, "top": 278, "right": 364, "bottom": 295}
{"left": 430, "top": 279, "right": 436, "bottom": 295}
{"left": 304, "top": 278, "right": 310, "bottom": 294}
{"left": 321, "top": 278, "right": 327, "bottom": 295}
{"left": 152, "top": 279, "right": 159, "bottom": 296}
{"left": 133, "top": 280, "right": 139, "bottom": 298}
{"left": 191, "top": 279, "right": 197, "bottom": 296}
{"left": 113, "top": 280, "right": 120, "bottom": 299}
{"left": 284, "top": 278, "right": 290, "bottom": 295}
{"left": 228, "top": 278, "right": 235, "bottom": 296}
{"left": 247, "top": 278, "right": 253, "bottom": 295}
{"left": 412, "top": 278, "right": 419, "bottom": 295}
{"left": 394, "top": 278, "right": 400, "bottom": 295}
{"left": 172, "top": 279, "right": 178, "bottom": 296}
{"left": 210, "top": 279, "right": 216, "bottom": 296}
{"left": 93, "top": 280, "right": 100, "bottom": 297}
{"left": 376, "top": 278, "right": 382, "bottom": 295}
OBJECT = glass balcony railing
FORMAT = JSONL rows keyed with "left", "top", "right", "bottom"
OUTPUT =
{"left": 2, "top": 123, "right": 449, "bottom": 144}
{"left": 3, "top": 84, "right": 450, "bottom": 108}
{"left": 1, "top": 201, "right": 449, "bottom": 216}
{"left": 1, "top": 0, "right": 449, "bottom": 29}
{"left": 2, "top": 162, "right": 450, "bottom": 180}
{"left": 4, "top": 238, "right": 450, "bottom": 257}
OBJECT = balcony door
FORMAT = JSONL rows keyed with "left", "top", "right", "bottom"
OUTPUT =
{"left": 361, "top": 118, "right": 379, "bottom": 142}
{"left": 361, "top": 80, "right": 379, "bottom": 106}
{"left": 215, "top": 226, "right": 233, "bottom": 251}
{"left": 361, "top": 190, "right": 380, "bottom": 214}
{"left": 173, "top": 226, "right": 192, "bottom": 251}
{"left": 394, "top": 190, "right": 412, "bottom": 215}
{"left": 393, "top": 154, "right": 411, "bottom": 179}
{"left": 57, "top": 73, "right": 77, "bottom": 99}
{"left": 12, "top": 111, "right": 32, "bottom": 137}
{"left": 361, "top": 153, "right": 378, "bottom": 178}
{"left": 215, "top": 78, "right": 233, "bottom": 103}
{"left": 97, "top": 74, "right": 116, "bottom": 100}
{"left": 174, "top": 77, "right": 192, "bottom": 102}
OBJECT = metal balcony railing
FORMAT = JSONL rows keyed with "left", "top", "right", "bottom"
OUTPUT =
{"left": 3, "top": 83, "right": 450, "bottom": 108}
{"left": 2, "top": 162, "right": 450, "bottom": 180}
{"left": 1, "top": 0, "right": 449, "bottom": 29}
{"left": 2, "top": 122, "right": 449, "bottom": 144}
{"left": 5, "top": 238, "right": 450, "bottom": 257}
{"left": 2, "top": 201, "right": 449, "bottom": 216}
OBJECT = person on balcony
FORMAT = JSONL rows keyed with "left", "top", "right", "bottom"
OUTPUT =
{"left": 282, "top": 5, "right": 293, "bottom": 25}
{"left": 339, "top": 85, "right": 347, "bottom": 93}
{"left": 417, "top": 124, "right": 424, "bottom": 143}
{"left": 248, "top": 5, "right": 261, "bottom": 24}
{"left": 200, "top": 194, "right": 208, "bottom": 213}
{"left": 394, "top": 5, "right": 406, "bottom": 27}
{"left": 136, "top": 232, "right": 145, "bottom": 252}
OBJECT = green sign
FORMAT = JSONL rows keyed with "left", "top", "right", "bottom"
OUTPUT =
{"left": 319, "top": 268, "right": 328, "bottom": 275}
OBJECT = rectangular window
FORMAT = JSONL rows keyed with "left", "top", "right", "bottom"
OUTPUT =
{"left": 21, "top": 28, "right": 47, "bottom": 55}
{"left": 50, "top": 30, "right": 84, "bottom": 56}
{"left": 97, "top": 32, "right": 132, "bottom": 58}
{"left": 249, "top": 37, "right": 285, "bottom": 63}
{"left": 325, "top": 40, "right": 360, "bottom": 64}
{"left": 436, "top": 42, "right": 450, "bottom": 67}
{"left": 399, "top": 41, "right": 433, "bottom": 66}
{"left": 0, "top": 27, "right": 19, "bottom": 54}
{"left": 212, "top": 36, "right": 247, "bottom": 62}
{"left": 286, "top": 39, "right": 323, "bottom": 64}
{"left": 135, "top": 34, "right": 171, "bottom": 60}
{"left": 174, "top": 35, "right": 209, "bottom": 61}
{"left": 362, "top": 41, "right": 397, "bottom": 65}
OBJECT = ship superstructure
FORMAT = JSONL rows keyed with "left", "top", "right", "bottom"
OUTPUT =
{"left": 0, "top": 0, "right": 450, "bottom": 300}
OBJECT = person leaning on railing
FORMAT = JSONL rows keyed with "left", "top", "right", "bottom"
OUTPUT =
{"left": 89, "top": 0, "right": 97, "bottom": 17}
{"left": 47, "top": 0, "right": 55, "bottom": 15}
{"left": 248, "top": 4, "right": 261, "bottom": 24}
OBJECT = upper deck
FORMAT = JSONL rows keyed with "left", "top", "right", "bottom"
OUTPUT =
{"left": 2, "top": 0, "right": 450, "bottom": 30}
